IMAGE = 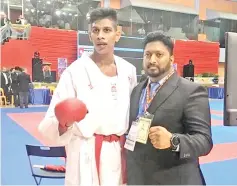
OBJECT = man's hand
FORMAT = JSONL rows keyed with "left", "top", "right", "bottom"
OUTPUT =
{"left": 149, "top": 126, "right": 172, "bottom": 149}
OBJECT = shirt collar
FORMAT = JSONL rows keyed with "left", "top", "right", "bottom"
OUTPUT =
{"left": 148, "top": 68, "right": 174, "bottom": 86}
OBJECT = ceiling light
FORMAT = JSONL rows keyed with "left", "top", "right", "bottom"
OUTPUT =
{"left": 55, "top": 10, "right": 61, "bottom": 16}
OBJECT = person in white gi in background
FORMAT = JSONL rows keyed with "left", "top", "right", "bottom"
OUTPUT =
{"left": 38, "top": 8, "right": 137, "bottom": 186}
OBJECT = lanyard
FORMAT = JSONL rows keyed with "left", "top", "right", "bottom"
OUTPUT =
{"left": 144, "top": 70, "right": 174, "bottom": 111}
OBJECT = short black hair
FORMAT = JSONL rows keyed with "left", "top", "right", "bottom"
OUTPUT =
{"left": 88, "top": 8, "right": 118, "bottom": 28}
{"left": 143, "top": 31, "right": 174, "bottom": 55}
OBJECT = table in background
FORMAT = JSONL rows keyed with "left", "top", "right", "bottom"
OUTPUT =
{"left": 28, "top": 87, "right": 224, "bottom": 105}
{"left": 208, "top": 87, "right": 224, "bottom": 99}
{"left": 29, "top": 88, "right": 51, "bottom": 105}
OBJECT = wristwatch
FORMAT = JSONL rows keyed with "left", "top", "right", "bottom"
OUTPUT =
{"left": 170, "top": 134, "right": 180, "bottom": 151}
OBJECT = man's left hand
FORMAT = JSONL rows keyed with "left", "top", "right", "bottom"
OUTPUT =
{"left": 149, "top": 126, "right": 172, "bottom": 149}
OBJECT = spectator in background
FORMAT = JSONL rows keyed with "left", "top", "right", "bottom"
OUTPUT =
{"left": 17, "top": 68, "right": 31, "bottom": 108}
{"left": 188, "top": 59, "right": 194, "bottom": 82}
{"left": 0, "top": 67, "right": 11, "bottom": 103}
{"left": 15, "top": 66, "right": 23, "bottom": 72}
{"left": 16, "top": 15, "right": 27, "bottom": 25}
{"left": 43, "top": 65, "right": 52, "bottom": 83}
{"left": 10, "top": 68, "right": 20, "bottom": 107}
{"left": 0, "top": 12, "right": 7, "bottom": 27}
{"left": 16, "top": 15, "right": 27, "bottom": 40}
{"left": 65, "top": 22, "right": 71, "bottom": 30}
{"left": 138, "top": 26, "right": 146, "bottom": 35}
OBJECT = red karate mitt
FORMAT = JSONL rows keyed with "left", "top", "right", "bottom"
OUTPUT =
{"left": 55, "top": 98, "right": 87, "bottom": 128}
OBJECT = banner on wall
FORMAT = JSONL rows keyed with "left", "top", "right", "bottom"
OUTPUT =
{"left": 57, "top": 58, "right": 68, "bottom": 77}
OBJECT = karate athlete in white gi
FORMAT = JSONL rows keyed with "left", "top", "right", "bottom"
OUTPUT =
{"left": 38, "top": 7, "right": 137, "bottom": 186}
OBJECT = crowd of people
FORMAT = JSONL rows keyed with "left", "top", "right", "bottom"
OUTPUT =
{"left": 1, "top": 15, "right": 29, "bottom": 45}
{"left": 0, "top": 66, "right": 32, "bottom": 108}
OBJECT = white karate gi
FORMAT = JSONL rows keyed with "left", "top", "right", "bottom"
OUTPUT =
{"left": 38, "top": 53, "right": 137, "bottom": 186}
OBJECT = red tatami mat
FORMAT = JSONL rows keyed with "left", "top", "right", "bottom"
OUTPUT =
{"left": 199, "top": 142, "right": 237, "bottom": 164}
{"left": 7, "top": 112, "right": 56, "bottom": 146}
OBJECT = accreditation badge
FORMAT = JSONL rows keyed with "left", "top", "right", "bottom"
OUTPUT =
{"left": 124, "top": 121, "right": 139, "bottom": 151}
{"left": 136, "top": 112, "right": 154, "bottom": 144}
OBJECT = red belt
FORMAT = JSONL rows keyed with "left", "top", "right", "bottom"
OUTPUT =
{"left": 94, "top": 134, "right": 126, "bottom": 185}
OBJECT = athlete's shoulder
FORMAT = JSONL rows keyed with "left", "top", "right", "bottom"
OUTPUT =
{"left": 114, "top": 55, "right": 136, "bottom": 70}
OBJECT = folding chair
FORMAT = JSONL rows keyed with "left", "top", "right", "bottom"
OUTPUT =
{"left": 25, "top": 145, "right": 66, "bottom": 185}
{"left": 0, "top": 88, "right": 7, "bottom": 106}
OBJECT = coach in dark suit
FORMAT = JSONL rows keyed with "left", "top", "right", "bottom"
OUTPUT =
{"left": 126, "top": 31, "right": 213, "bottom": 185}
{"left": 10, "top": 68, "right": 20, "bottom": 107}
{"left": 18, "top": 69, "right": 31, "bottom": 108}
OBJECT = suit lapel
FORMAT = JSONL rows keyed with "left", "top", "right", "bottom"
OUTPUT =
{"left": 147, "top": 72, "right": 180, "bottom": 114}
{"left": 130, "top": 79, "right": 148, "bottom": 122}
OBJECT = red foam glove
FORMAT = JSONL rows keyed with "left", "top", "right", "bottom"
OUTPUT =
{"left": 55, "top": 98, "right": 88, "bottom": 128}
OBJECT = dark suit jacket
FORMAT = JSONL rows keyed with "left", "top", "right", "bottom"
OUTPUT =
{"left": 1, "top": 72, "right": 10, "bottom": 95}
{"left": 11, "top": 72, "right": 19, "bottom": 93}
{"left": 127, "top": 72, "right": 213, "bottom": 185}
{"left": 17, "top": 72, "right": 31, "bottom": 92}
{"left": 1, "top": 72, "right": 6, "bottom": 88}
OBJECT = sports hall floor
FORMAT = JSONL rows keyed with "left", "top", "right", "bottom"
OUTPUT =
{"left": 1, "top": 99, "right": 237, "bottom": 185}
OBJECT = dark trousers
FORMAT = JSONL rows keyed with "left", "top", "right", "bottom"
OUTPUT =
{"left": 2, "top": 86, "right": 10, "bottom": 102}
{"left": 19, "top": 92, "right": 29, "bottom": 108}
{"left": 13, "top": 93, "right": 19, "bottom": 106}
{"left": 11, "top": 87, "right": 19, "bottom": 106}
